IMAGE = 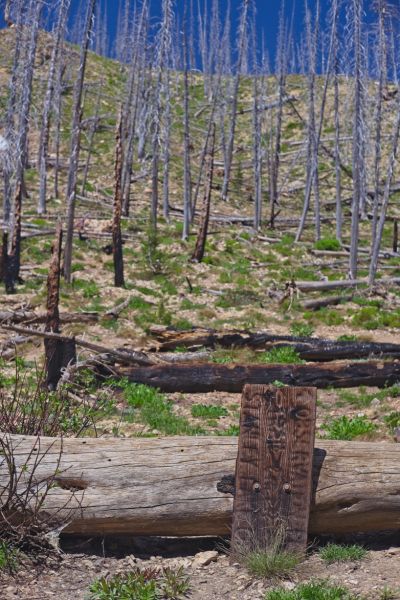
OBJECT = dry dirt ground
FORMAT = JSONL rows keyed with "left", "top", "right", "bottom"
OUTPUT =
{"left": 1, "top": 534, "right": 400, "bottom": 600}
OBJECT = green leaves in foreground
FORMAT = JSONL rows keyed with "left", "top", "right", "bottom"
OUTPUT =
{"left": 265, "top": 579, "right": 359, "bottom": 600}
{"left": 319, "top": 543, "right": 367, "bottom": 564}
{"left": 88, "top": 567, "right": 189, "bottom": 600}
{"left": 321, "top": 415, "right": 377, "bottom": 441}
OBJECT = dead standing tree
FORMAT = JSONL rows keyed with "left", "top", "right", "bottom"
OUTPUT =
{"left": 220, "top": 0, "right": 250, "bottom": 202}
{"left": 191, "top": 122, "right": 216, "bottom": 262}
{"left": 64, "top": 0, "right": 96, "bottom": 283}
{"left": 112, "top": 113, "right": 125, "bottom": 288}
{"left": 45, "top": 224, "right": 76, "bottom": 389}
{"left": 37, "top": 0, "right": 71, "bottom": 215}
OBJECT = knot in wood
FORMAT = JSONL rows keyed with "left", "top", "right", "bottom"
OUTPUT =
{"left": 283, "top": 483, "right": 291, "bottom": 493}
{"left": 253, "top": 482, "right": 261, "bottom": 493}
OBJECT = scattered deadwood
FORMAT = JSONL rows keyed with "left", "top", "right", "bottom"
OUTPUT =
{"left": 148, "top": 325, "right": 400, "bottom": 362}
{"left": 0, "top": 323, "right": 156, "bottom": 367}
{"left": 0, "top": 310, "right": 98, "bottom": 324}
{"left": 301, "top": 295, "right": 353, "bottom": 310}
{"left": 1, "top": 434, "right": 399, "bottom": 537}
{"left": 295, "top": 276, "right": 400, "bottom": 292}
{"left": 120, "top": 360, "right": 400, "bottom": 392}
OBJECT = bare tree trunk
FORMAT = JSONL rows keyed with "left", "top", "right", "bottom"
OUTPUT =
{"left": 349, "top": 0, "right": 365, "bottom": 279}
{"left": 80, "top": 82, "right": 102, "bottom": 196}
{"left": 5, "top": 183, "right": 22, "bottom": 294}
{"left": 112, "top": 114, "right": 125, "bottom": 288}
{"left": 191, "top": 123, "right": 215, "bottom": 262}
{"left": 220, "top": 0, "right": 249, "bottom": 202}
{"left": 37, "top": 0, "right": 70, "bottom": 214}
{"left": 371, "top": 0, "right": 387, "bottom": 249}
{"left": 369, "top": 87, "right": 400, "bottom": 284}
{"left": 64, "top": 0, "right": 96, "bottom": 283}
{"left": 182, "top": 4, "right": 192, "bottom": 241}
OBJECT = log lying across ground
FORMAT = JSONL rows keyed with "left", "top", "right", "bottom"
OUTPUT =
{"left": 121, "top": 361, "right": 400, "bottom": 392}
{"left": 149, "top": 325, "right": 400, "bottom": 362}
{"left": 1, "top": 434, "right": 399, "bottom": 536}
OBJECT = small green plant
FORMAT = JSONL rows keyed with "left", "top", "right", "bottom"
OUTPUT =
{"left": 0, "top": 541, "right": 19, "bottom": 573}
{"left": 265, "top": 579, "right": 359, "bottom": 600}
{"left": 322, "top": 415, "right": 377, "bottom": 441}
{"left": 337, "top": 334, "right": 358, "bottom": 342}
{"left": 118, "top": 381, "right": 204, "bottom": 435}
{"left": 191, "top": 404, "right": 228, "bottom": 419}
{"left": 319, "top": 543, "right": 367, "bottom": 564}
{"left": 88, "top": 566, "right": 189, "bottom": 600}
{"left": 290, "top": 322, "right": 314, "bottom": 337}
{"left": 379, "top": 586, "right": 399, "bottom": 600}
{"left": 384, "top": 411, "right": 400, "bottom": 431}
{"left": 244, "top": 548, "right": 300, "bottom": 579}
{"left": 314, "top": 237, "right": 341, "bottom": 251}
{"left": 216, "top": 424, "right": 240, "bottom": 436}
{"left": 260, "top": 347, "right": 304, "bottom": 364}
{"left": 338, "top": 385, "right": 400, "bottom": 409}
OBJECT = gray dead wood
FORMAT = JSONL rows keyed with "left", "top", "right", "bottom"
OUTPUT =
{"left": 1, "top": 434, "right": 399, "bottom": 537}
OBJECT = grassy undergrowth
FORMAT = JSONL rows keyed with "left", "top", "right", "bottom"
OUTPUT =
{"left": 319, "top": 543, "right": 367, "bottom": 564}
{"left": 265, "top": 579, "right": 360, "bottom": 600}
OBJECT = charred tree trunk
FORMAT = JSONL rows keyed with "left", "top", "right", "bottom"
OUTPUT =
{"left": 44, "top": 224, "right": 76, "bottom": 390}
{"left": 64, "top": 0, "right": 96, "bottom": 283}
{"left": 5, "top": 183, "right": 22, "bottom": 294}
{"left": 112, "top": 114, "right": 125, "bottom": 288}
{"left": 191, "top": 123, "right": 215, "bottom": 262}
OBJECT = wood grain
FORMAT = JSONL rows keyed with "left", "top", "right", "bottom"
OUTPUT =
{"left": 1, "top": 434, "right": 399, "bottom": 537}
{"left": 232, "top": 386, "right": 316, "bottom": 553}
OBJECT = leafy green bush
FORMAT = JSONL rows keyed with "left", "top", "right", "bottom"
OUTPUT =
{"left": 322, "top": 415, "right": 377, "bottom": 441}
{"left": 319, "top": 543, "right": 367, "bottom": 564}
{"left": 384, "top": 411, "right": 400, "bottom": 431}
{"left": 88, "top": 567, "right": 189, "bottom": 600}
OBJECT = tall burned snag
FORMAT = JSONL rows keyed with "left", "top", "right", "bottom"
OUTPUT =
{"left": 191, "top": 122, "right": 215, "bottom": 263}
{"left": 112, "top": 113, "right": 125, "bottom": 288}
{"left": 4, "top": 183, "right": 22, "bottom": 294}
{"left": 45, "top": 224, "right": 76, "bottom": 389}
{"left": 64, "top": 0, "right": 96, "bottom": 283}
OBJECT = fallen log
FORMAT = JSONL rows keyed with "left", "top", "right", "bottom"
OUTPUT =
{"left": 301, "top": 295, "right": 353, "bottom": 310}
{"left": 148, "top": 325, "right": 400, "bottom": 362}
{"left": 121, "top": 360, "right": 400, "bottom": 392}
{"left": 1, "top": 434, "right": 399, "bottom": 536}
{"left": 0, "top": 310, "right": 98, "bottom": 324}
{"left": 295, "top": 276, "right": 400, "bottom": 292}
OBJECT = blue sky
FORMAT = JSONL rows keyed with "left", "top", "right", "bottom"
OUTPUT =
{"left": 0, "top": 0, "right": 379, "bottom": 67}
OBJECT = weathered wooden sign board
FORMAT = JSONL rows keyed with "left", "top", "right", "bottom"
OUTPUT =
{"left": 231, "top": 385, "right": 317, "bottom": 553}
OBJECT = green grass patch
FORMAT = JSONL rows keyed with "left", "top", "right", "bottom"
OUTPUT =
{"left": 322, "top": 415, "right": 377, "bottom": 440}
{"left": 319, "top": 543, "right": 367, "bottom": 564}
{"left": 384, "top": 411, "right": 400, "bottom": 431}
{"left": 314, "top": 237, "right": 341, "bottom": 251}
{"left": 265, "top": 579, "right": 359, "bottom": 600}
{"left": 290, "top": 322, "right": 314, "bottom": 337}
{"left": 244, "top": 549, "right": 300, "bottom": 579}
{"left": 118, "top": 381, "right": 205, "bottom": 435}
{"left": 191, "top": 404, "right": 228, "bottom": 419}
{"left": 259, "top": 347, "right": 304, "bottom": 364}
{"left": 337, "top": 385, "right": 400, "bottom": 408}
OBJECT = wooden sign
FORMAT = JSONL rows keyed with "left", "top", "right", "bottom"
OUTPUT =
{"left": 231, "top": 385, "right": 317, "bottom": 553}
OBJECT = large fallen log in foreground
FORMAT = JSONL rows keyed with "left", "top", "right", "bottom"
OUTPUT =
{"left": 1, "top": 435, "right": 399, "bottom": 536}
{"left": 149, "top": 325, "right": 400, "bottom": 361}
{"left": 121, "top": 360, "right": 400, "bottom": 392}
